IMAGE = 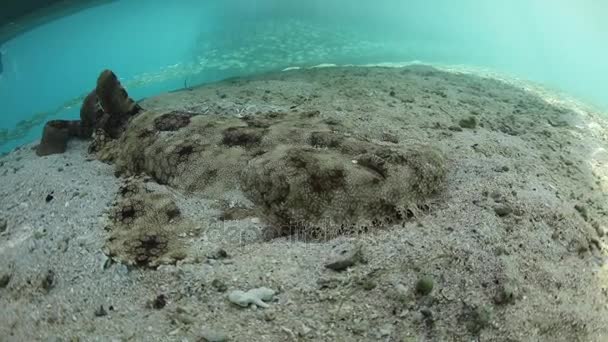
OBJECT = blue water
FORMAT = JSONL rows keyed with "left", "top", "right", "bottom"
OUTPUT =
{"left": 1, "top": 0, "right": 607, "bottom": 152}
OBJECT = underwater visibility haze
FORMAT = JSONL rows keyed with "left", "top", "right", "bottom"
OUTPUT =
{"left": 0, "top": 0, "right": 607, "bottom": 151}
{"left": 2, "top": 0, "right": 608, "bottom": 341}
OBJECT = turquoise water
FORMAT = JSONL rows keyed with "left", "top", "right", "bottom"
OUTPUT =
{"left": 1, "top": 0, "right": 607, "bottom": 152}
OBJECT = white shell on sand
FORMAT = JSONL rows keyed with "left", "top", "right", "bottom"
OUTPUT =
{"left": 228, "top": 287, "right": 276, "bottom": 308}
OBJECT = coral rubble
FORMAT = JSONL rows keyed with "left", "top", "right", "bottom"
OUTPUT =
{"left": 36, "top": 120, "right": 81, "bottom": 156}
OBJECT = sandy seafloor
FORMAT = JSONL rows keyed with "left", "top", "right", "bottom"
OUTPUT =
{"left": 2, "top": 64, "right": 608, "bottom": 341}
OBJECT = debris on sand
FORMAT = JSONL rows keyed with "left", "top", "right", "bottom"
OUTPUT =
{"left": 0, "top": 273, "right": 10, "bottom": 288}
{"left": 0, "top": 217, "right": 7, "bottom": 233}
{"left": 151, "top": 294, "right": 167, "bottom": 309}
{"left": 325, "top": 244, "right": 364, "bottom": 271}
{"left": 228, "top": 287, "right": 276, "bottom": 308}
{"left": 40, "top": 269, "right": 55, "bottom": 292}
{"left": 415, "top": 276, "right": 434, "bottom": 296}
{"left": 493, "top": 204, "right": 513, "bottom": 217}
{"left": 211, "top": 279, "right": 228, "bottom": 293}
{"left": 199, "top": 328, "right": 229, "bottom": 342}
{"left": 458, "top": 116, "right": 478, "bottom": 129}
{"left": 94, "top": 305, "right": 108, "bottom": 317}
{"left": 36, "top": 120, "right": 81, "bottom": 156}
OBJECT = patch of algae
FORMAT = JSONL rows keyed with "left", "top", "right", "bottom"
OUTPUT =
{"left": 97, "top": 109, "right": 446, "bottom": 239}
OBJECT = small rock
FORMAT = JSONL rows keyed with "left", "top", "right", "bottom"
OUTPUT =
{"left": 325, "top": 244, "right": 363, "bottom": 272}
{"left": 458, "top": 116, "right": 477, "bottom": 129}
{"left": 0, "top": 218, "right": 7, "bottom": 233}
{"left": 494, "top": 284, "right": 517, "bottom": 305}
{"left": 33, "top": 228, "right": 47, "bottom": 239}
{"left": 317, "top": 277, "right": 341, "bottom": 290}
{"left": 152, "top": 294, "right": 167, "bottom": 309}
{"left": 466, "top": 305, "right": 492, "bottom": 334}
{"left": 100, "top": 253, "right": 113, "bottom": 269}
{"left": 590, "top": 237, "right": 601, "bottom": 250}
{"left": 209, "top": 248, "right": 230, "bottom": 260}
{"left": 299, "top": 324, "right": 312, "bottom": 337}
{"left": 351, "top": 319, "right": 369, "bottom": 335}
{"left": 45, "top": 193, "right": 54, "bottom": 203}
{"left": 211, "top": 279, "right": 227, "bottom": 292}
{"left": 494, "top": 204, "right": 512, "bottom": 217}
{"left": 199, "top": 328, "right": 228, "bottom": 342}
{"left": 361, "top": 279, "right": 377, "bottom": 291}
{"left": 325, "top": 258, "right": 355, "bottom": 271}
{"left": 415, "top": 276, "right": 434, "bottom": 296}
{"left": 171, "top": 306, "right": 196, "bottom": 325}
{"left": 389, "top": 90, "right": 396, "bottom": 97}
{"left": 94, "top": 305, "right": 108, "bottom": 317}
{"left": 41, "top": 270, "right": 55, "bottom": 292}
{"left": 490, "top": 191, "right": 503, "bottom": 202}
{"left": 573, "top": 238, "right": 589, "bottom": 254}
{"left": 594, "top": 222, "right": 606, "bottom": 237}
{"left": 574, "top": 204, "right": 589, "bottom": 221}
{"left": 378, "top": 324, "right": 393, "bottom": 337}
{"left": 420, "top": 308, "right": 433, "bottom": 319}
{"left": 391, "top": 283, "right": 411, "bottom": 303}
{"left": 381, "top": 132, "right": 399, "bottom": 143}
{"left": 494, "top": 246, "right": 509, "bottom": 256}
{"left": 281, "top": 326, "right": 297, "bottom": 339}
{"left": 448, "top": 125, "right": 463, "bottom": 132}
{"left": 548, "top": 118, "right": 569, "bottom": 127}
{"left": 263, "top": 310, "right": 276, "bottom": 322}
{"left": 174, "top": 312, "right": 195, "bottom": 325}
{"left": 0, "top": 273, "right": 11, "bottom": 288}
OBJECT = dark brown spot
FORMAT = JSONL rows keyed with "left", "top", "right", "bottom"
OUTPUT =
{"left": 177, "top": 145, "right": 194, "bottom": 158}
{"left": 310, "top": 131, "right": 342, "bottom": 148}
{"left": 300, "top": 110, "right": 321, "bottom": 118}
{"left": 309, "top": 168, "right": 345, "bottom": 193}
{"left": 152, "top": 294, "right": 167, "bottom": 309}
{"left": 121, "top": 205, "right": 136, "bottom": 220}
{"left": 154, "top": 111, "right": 193, "bottom": 131}
{"left": 132, "top": 234, "right": 168, "bottom": 267}
{"left": 166, "top": 206, "right": 181, "bottom": 220}
{"left": 222, "top": 127, "right": 263, "bottom": 147}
